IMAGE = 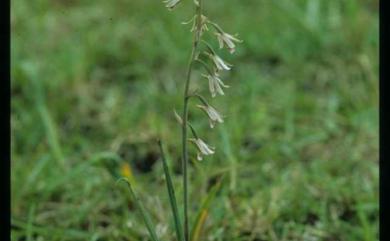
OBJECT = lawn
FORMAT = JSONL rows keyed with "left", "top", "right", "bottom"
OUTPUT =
{"left": 11, "top": 0, "right": 378, "bottom": 240}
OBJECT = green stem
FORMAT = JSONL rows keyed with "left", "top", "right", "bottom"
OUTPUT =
{"left": 193, "top": 93, "right": 209, "bottom": 106}
{"left": 195, "top": 59, "right": 214, "bottom": 76}
{"left": 200, "top": 40, "right": 216, "bottom": 55}
{"left": 207, "top": 21, "right": 224, "bottom": 34}
{"left": 182, "top": 1, "right": 203, "bottom": 241}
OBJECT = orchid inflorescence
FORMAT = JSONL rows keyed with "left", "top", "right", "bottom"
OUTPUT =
{"left": 167, "top": 1, "right": 241, "bottom": 239}
{"left": 123, "top": 2, "right": 242, "bottom": 241}
{"left": 165, "top": 0, "right": 242, "bottom": 162}
{"left": 164, "top": 2, "right": 242, "bottom": 241}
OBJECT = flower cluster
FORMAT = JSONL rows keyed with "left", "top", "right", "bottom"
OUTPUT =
{"left": 164, "top": 0, "right": 241, "bottom": 161}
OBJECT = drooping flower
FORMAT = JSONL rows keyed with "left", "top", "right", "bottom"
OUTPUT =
{"left": 163, "top": 0, "right": 181, "bottom": 10}
{"left": 197, "top": 104, "right": 224, "bottom": 128}
{"left": 189, "top": 138, "right": 215, "bottom": 161}
{"left": 202, "top": 73, "right": 229, "bottom": 98}
{"left": 206, "top": 52, "right": 232, "bottom": 71}
{"left": 215, "top": 32, "right": 242, "bottom": 54}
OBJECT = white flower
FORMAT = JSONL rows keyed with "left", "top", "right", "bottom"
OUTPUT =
{"left": 197, "top": 104, "right": 224, "bottom": 128}
{"left": 163, "top": 0, "right": 181, "bottom": 10}
{"left": 207, "top": 52, "right": 232, "bottom": 71}
{"left": 189, "top": 138, "right": 215, "bottom": 161}
{"left": 202, "top": 73, "right": 229, "bottom": 98}
{"left": 215, "top": 32, "right": 242, "bottom": 54}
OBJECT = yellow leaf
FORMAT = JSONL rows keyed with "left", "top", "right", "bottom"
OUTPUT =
{"left": 191, "top": 210, "right": 208, "bottom": 241}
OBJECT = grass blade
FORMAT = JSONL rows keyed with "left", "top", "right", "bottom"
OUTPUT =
{"left": 37, "top": 104, "right": 65, "bottom": 168}
{"left": 219, "top": 127, "right": 237, "bottom": 192}
{"left": 12, "top": 218, "right": 92, "bottom": 240}
{"left": 20, "top": 63, "right": 66, "bottom": 169}
{"left": 158, "top": 140, "right": 184, "bottom": 241}
{"left": 117, "top": 178, "right": 160, "bottom": 241}
{"left": 26, "top": 204, "right": 36, "bottom": 241}
{"left": 190, "top": 175, "right": 225, "bottom": 241}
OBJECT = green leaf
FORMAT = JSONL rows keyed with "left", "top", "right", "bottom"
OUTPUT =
{"left": 117, "top": 178, "right": 160, "bottom": 241}
{"left": 26, "top": 203, "right": 36, "bottom": 241}
{"left": 158, "top": 140, "right": 184, "bottom": 241}
{"left": 190, "top": 175, "right": 225, "bottom": 241}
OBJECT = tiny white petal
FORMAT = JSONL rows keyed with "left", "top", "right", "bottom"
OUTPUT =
{"left": 189, "top": 138, "right": 215, "bottom": 158}
{"left": 209, "top": 119, "right": 215, "bottom": 128}
{"left": 216, "top": 33, "right": 224, "bottom": 49}
{"left": 216, "top": 76, "right": 229, "bottom": 88}
{"left": 207, "top": 53, "right": 232, "bottom": 71}
{"left": 203, "top": 73, "right": 229, "bottom": 97}
{"left": 215, "top": 55, "right": 231, "bottom": 70}
{"left": 197, "top": 152, "right": 203, "bottom": 161}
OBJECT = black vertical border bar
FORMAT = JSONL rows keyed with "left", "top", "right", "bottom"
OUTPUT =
{"left": 1, "top": 0, "right": 10, "bottom": 239}
{"left": 380, "top": 0, "right": 389, "bottom": 240}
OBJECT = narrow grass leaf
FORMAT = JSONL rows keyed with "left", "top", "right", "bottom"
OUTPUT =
{"left": 190, "top": 176, "right": 225, "bottom": 241}
{"left": 117, "top": 178, "right": 160, "bottom": 241}
{"left": 219, "top": 127, "right": 237, "bottom": 191}
{"left": 158, "top": 140, "right": 184, "bottom": 241}
{"left": 37, "top": 104, "right": 65, "bottom": 168}
{"left": 45, "top": 152, "right": 121, "bottom": 195}
{"left": 12, "top": 218, "right": 91, "bottom": 239}
{"left": 26, "top": 203, "right": 36, "bottom": 241}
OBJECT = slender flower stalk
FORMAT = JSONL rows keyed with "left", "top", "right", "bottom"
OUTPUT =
{"left": 181, "top": 2, "right": 204, "bottom": 240}
{"left": 178, "top": 1, "right": 240, "bottom": 240}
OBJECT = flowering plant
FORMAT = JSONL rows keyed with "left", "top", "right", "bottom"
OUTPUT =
{"left": 118, "top": 1, "right": 242, "bottom": 240}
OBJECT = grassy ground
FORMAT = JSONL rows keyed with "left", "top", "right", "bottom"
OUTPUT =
{"left": 11, "top": 0, "right": 378, "bottom": 240}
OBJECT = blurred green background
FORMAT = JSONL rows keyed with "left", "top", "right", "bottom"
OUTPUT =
{"left": 11, "top": 0, "right": 378, "bottom": 240}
